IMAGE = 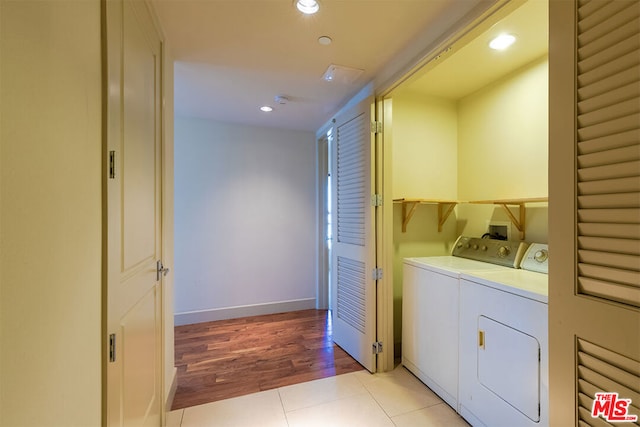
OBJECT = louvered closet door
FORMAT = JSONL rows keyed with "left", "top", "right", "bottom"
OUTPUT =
{"left": 549, "top": 1, "right": 640, "bottom": 425}
{"left": 331, "top": 97, "right": 376, "bottom": 372}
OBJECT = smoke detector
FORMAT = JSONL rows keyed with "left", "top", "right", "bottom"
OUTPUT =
{"left": 274, "top": 95, "right": 289, "bottom": 105}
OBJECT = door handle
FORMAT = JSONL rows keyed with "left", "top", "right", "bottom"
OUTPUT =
{"left": 156, "top": 260, "right": 170, "bottom": 281}
{"left": 478, "top": 330, "right": 485, "bottom": 349}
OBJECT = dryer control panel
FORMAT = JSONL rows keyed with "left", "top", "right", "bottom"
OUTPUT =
{"left": 520, "top": 243, "right": 549, "bottom": 274}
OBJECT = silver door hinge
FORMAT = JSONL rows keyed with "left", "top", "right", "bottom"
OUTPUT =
{"left": 157, "top": 260, "right": 170, "bottom": 281}
{"left": 372, "top": 268, "right": 383, "bottom": 280}
{"left": 109, "top": 333, "right": 116, "bottom": 363}
{"left": 109, "top": 151, "right": 116, "bottom": 179}
{"left": 370, "top": 121, "right": 383, "bottom": 134}
{"left": 371, "top": 194, "right": 383, "bottom": 207}
{"left": 372, "top": 341, "right": 383, "bottom": 354}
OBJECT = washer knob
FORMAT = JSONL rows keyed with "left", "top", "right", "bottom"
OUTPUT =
{"left": 472, "top": 244, "right": 479, "bottom": 250}
{"left": 481, "top": 245, "right": 488, "bottom": 251}
{"left": 497, "top": 246, "right": 511, "bottom": 258}
{"left": 534, "top": 249, "right": 548, "bottom": 263}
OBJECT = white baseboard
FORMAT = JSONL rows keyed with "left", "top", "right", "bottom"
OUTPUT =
{"left": 174, "top": 298, "right": 316, "bottom": 326}
{"left": 165, "top": 366, "right": 178, "bottom": 411}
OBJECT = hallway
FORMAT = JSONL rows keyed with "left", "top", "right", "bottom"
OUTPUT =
{"left": 167, "top": 367, "right": 469, "bottom": 427}
{"left": 172, "top": 309, "right": 364, "bottom": 409}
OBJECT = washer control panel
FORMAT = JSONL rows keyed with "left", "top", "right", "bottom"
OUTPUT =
{"left": 452, "top": 236, "right": 529, "bottom": 268}
{"left": 520, "top": 243, "right": 549, "bottom": 274}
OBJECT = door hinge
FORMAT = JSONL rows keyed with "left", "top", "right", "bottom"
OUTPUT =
{"left": 157, "top": 260, "right": 170, "bottom": 281}
{"left": 372, "top": 268, "right": 383, "bottom": 280}
{"left": 371, "top": 194, "right": 383, "bottom": 207}
{"left": 370, "top": 121, "right": 383, "bottom": 134}
{"left": 109, "top": 333, "right": 116, "bottom": 363}
{"left": 108, "top": 151, "right": 116, "bottom": 179}
{"left": 372, "top": 341, "right": 383, "bottom": 354}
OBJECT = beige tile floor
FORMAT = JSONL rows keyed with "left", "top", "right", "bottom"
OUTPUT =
{"left": 166, "top": 366, "right": 470, "bottom": 427}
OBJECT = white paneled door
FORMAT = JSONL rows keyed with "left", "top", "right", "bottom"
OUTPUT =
{"left": 331, "top": 97, "right": 378, "bottom": 372}
{"left": 106, "top": 1, "right": 164, "bottom": 426}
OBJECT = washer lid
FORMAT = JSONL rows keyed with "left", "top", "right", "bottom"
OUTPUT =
{"left": 404, "top": 256, "right": 511, "bottom": 277}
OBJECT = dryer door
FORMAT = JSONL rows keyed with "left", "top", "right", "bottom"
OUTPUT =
{"left": 478, "top": 316, "right": 541, "bottom": 422}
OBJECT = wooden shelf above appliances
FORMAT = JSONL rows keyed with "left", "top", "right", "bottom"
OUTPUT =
{"left": 393, "top": 198, "right": 459, "bottom": 233}
{"left": 470, "top": 197, "right": 548, "bottom": 240}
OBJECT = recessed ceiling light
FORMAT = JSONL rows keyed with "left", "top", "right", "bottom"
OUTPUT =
{"left": 318, "top": 36, "right": 332, "bottom": 46}
{"left": 260, "top": 106, "right": 273, "bottom": 112}
{"left": 489, "top": 34, "right": 516, "bottom": 50}
{"left": 296, "top": 0, "right": 319, "bottom": 15}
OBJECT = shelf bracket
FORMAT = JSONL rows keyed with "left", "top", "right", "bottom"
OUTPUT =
{"left": 395, "top": 199, "right": 458, "bottom": 233}
{"left": 469, "top": 198, "right": 547, "bottom": 241}
{"left": 438, "top": 203, "right": 457, "bottom": 232}
{"left": 497, "top": 203, "right": 526, "bottom": 240}
{"left": 401, "top": 201, "right": 419, "bottom": 233}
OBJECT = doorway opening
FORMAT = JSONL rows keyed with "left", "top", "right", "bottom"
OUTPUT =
{"left": 317, "top": 127, "right": 334, "bottom": 312}
{"left": 326, "top": 127, "right": 333, "bottom": 311}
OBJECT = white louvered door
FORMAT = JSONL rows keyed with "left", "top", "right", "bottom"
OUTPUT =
{"left": 331, "top": 97, "right": 377, "bottom": 372}
{"left": 549, "top": 1, "right": 640, "bottom": 425}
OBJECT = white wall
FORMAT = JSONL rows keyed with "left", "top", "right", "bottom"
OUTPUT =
{"left": 0, "top": 1, "right": 102, "bottom": 425}
{"left": 174, "top": 118, "right": 317, "bottom": 325}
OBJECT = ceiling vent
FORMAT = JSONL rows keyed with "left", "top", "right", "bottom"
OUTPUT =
{"left": 322, "top": 64, "right": 364, "bottom": 84}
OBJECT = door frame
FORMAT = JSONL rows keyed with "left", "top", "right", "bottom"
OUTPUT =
{"left": 316, "top": 130, "right": 330, "bottom": 310}
{"left": 314, "top": 1, "right": 521, "bottom": 373}
{"left": 374, "top": 0, "right": 523, "bottom": 373}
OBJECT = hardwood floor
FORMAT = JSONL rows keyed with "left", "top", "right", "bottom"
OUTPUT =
{"left": 171, "top": 309, "right": 365, "bottom": 410}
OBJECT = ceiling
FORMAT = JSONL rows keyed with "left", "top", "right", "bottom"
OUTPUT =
{"left": 152, "top": 0, "right": 488, "bottom": 132}
{"left": 398, "top": 0, "right": 548, "bottom": 99}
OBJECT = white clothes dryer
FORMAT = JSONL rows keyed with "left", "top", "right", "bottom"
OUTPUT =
{"left": 402, "top": 236, "right": 528, "bottom": 410}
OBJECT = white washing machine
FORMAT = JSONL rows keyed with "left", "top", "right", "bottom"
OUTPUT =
{"left": 458, "top": 244, "right": 549, "bottom": 427}
{"left": 402, "top": 236, "right": 529, "bottom": 409}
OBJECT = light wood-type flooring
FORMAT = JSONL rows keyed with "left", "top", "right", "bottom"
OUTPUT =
{"left": 171, "top": 309, "right": 365, "bottom": 410}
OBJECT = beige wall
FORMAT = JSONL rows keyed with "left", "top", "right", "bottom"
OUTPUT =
{"left": 391, "top": 91, "right": 458, "bottom": 200}
{"left": 456, "top": 56, "right": 548, "bottom": 242}
{"left": 389, "top": 92, "right": 460, "bottom": 350}
{"left": 457, "top": 56, "right": 548, "bottom": 201}
{"left": 0, "top": 1, "right": 102, "bottom": 425}
{"left": 0, "top": 1, "right": 177, "bottom": 423}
